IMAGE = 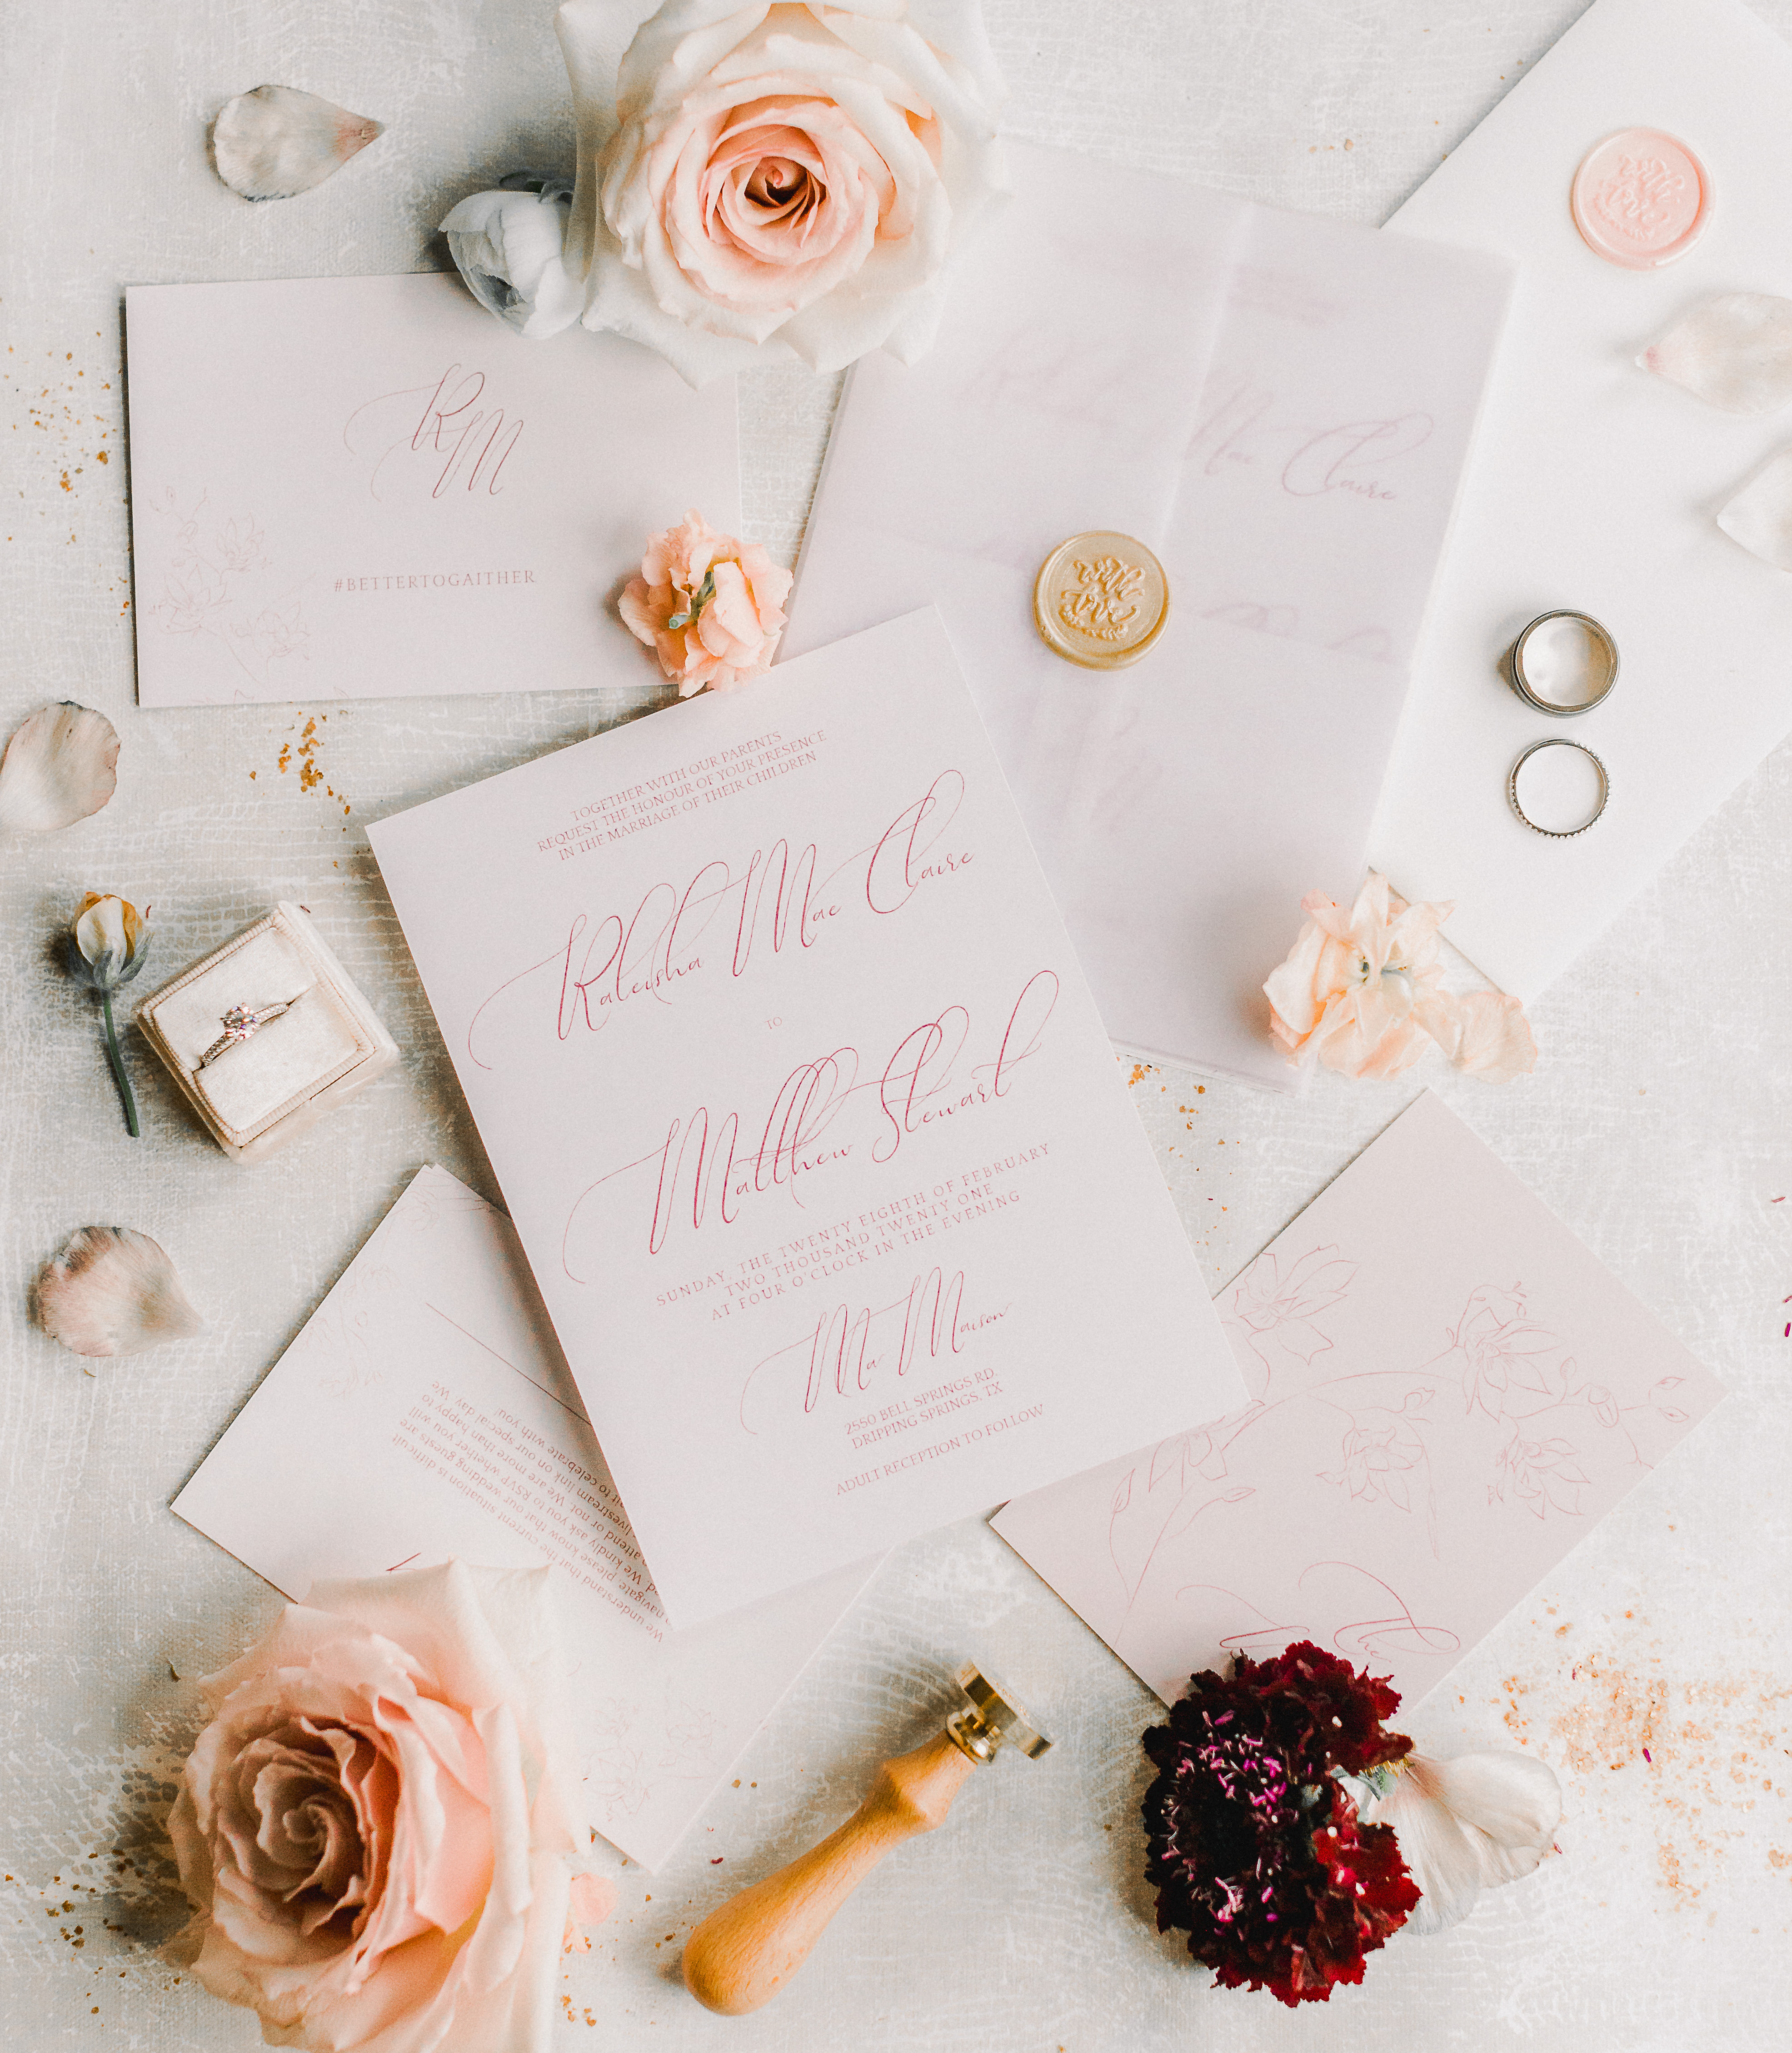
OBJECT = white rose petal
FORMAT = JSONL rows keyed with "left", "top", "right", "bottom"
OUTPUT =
{"left": 1639, "top": 292, "right": 1792, "bottom": 415}
{"left": 211, "top": 84, "right": 383, "bottom": 202}
{"left": 1357, "top": 1750, "right": 1562, "bottom": 1938}
{"left": 0, "top": 700, "right": 120, "bottom": 833}
{"left": 1718, "top": 444, "right": 1792, "bottom": 570}
{"left": 33, "top": 1225, "right": 204, "bottom": 1361}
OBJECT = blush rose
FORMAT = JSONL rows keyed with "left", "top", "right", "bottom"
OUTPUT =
{"left": 619, "top": 508, "right": 792, "bottom": 694}
{"left": 169, "top": 1562, "right": 615, "bottom": 2053}
{"left": 443, "top": 1, "right": 1008, "bottom": 384}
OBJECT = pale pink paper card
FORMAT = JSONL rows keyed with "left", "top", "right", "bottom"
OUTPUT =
{"left": 174, "top": 1166, "right": 875, "bottom": 1871}
{"left": 992, "top": 1092, "right": 1725, "bottom": 1708}
{"left": 124, "top": 272, "right": 738, "bottom": 706}
{"left": 368, "top": 608, "right": 1245, "bottom": 1628}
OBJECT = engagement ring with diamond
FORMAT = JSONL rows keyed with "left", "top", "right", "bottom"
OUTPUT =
{"left": 195, "top": 995, "right": 304, "bottom": 1070}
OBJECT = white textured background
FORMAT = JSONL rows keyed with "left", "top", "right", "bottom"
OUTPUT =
{"left": 4, "top": 2, "right": 1790, "bottom": 2048}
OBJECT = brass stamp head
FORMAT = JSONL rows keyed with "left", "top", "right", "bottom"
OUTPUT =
{"left": 944, "top": 1661, "right": 1053, "bottom": 1763}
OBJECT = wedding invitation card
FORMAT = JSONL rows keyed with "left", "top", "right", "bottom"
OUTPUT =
{"left": 174, "top": 1166, "right": 875, "bottom": 1870}
{"left": 993, "top": 1092, "right": 1725, "bottom": 1708}
{"left": 124, "top": 271, "right": 739, "bottom": 706}
{"left": 368, "top": 607, "right": 1245, "bottom": 1626}
{"left": 786, "top": 143, "right": 1512, "bottom": 1089}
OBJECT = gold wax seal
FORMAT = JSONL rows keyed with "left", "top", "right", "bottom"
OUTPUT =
{"left": 1033, "top": 532, "right": 1170, "bottom": 670}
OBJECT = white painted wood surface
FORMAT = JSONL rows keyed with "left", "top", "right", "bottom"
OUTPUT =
{"left": 3, "top": 3, "right": 1789, "bottom": 2046}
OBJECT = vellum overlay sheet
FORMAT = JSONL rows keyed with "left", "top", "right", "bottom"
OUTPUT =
{"left": 369, "top": 608, "right": 1244, "bottom": 1628}
{"left": 993, "top": 1093, "right": 1725, "bottom": 1708}
{"left": 174, "top": 1166, "right": 875, "bottom": 1871}
{"left": 788, "top": 141, "right": 1512, "bottom": 1089}
{"left": 124, "top": 271, "right": 739, "bottom": 706}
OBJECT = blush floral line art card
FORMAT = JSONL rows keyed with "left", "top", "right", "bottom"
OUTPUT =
{"left": 785, "top": 142, "right": 1512, "bottom": 1090}
{"left": 367, "top": 607, "right": 1245, "bottom": 1628}
{"left": 173, "top": 1165, "right": 876, "bottom": 1872}
{"left": 992, "top": 1091, "right": 1725, "bottom": 1708}
{"left": 124, "top": 271, "right": 739, "bottom": 706}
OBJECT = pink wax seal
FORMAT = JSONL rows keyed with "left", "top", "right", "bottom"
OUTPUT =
{"left": 1571, "top": 129, "right": 1712, "bottom": 270}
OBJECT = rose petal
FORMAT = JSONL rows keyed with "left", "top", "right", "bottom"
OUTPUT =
{"left": 211, "top": 85, "right": 383, "bottom": 203}
{"left": 1639, "top": 292, "right": 1792, "bottom": 415}
{"left": 1718, "top": 444, "right": 1792, "bottom": 571}
{"left": 75, "top": 894, "right": 130, "bottom": 979}
{"left": 567, "top": 1872, "right": 617, "bottom": 1932}
{"left": 1428, "top": 988, "right": 1539, "bottom": 1083}
{"left": 1357, "top": 1751, "right": 1561, "bottom": 1937}
{"left": 1264, "top": 917, "right": 1332, "bottom": 1051}
{"left": 0, "top": 702, "right": 120, "bottom": 833}
{"left": 618, "top": 576, "right": 662, "bottom": 649}
{"left": 32, "top": 1224, "right": 204, "bottom": 1359}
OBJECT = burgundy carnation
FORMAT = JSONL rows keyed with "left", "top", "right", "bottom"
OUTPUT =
{"left": 1141, "top": 1641, "right": 1420, "bottom": 2007}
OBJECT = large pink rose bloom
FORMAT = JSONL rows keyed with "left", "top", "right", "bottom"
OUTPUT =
{"left": 169, "top": 1562, "right": 614, "bottom": 2053}
{"left": 1264, "top": 872, "right": 1536, "bottom": 1084}
{"left": 620, "top": 508, "right": 792, "bottom": 694}
{"left": 558, "top": 0, "right": 1007, "bottom": 383}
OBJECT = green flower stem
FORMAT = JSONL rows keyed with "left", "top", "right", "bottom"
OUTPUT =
{"left": 99, "top": 990, "right": 140, "bottom": 1139}
{"left": 666, "top": 565, "right": 717, "bottom": 633}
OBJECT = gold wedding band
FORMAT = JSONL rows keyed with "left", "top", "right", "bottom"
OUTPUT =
{"left": 1504, "top": 610, "right": 1619, "bottom": 716}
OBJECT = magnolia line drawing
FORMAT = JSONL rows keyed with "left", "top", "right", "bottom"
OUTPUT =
{"left": 1103, "top": 1242, "right": 1694, "bottom": 1663}
{"left": 148, "top": 488, "right": 309, "bottom": 696}
{"left": 587, "top": 1686, "right": 725, "bottom": 1826}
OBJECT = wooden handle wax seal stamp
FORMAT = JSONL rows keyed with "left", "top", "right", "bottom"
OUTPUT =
{"left": 681, "top": 1662, "right": 1052, "bottom": 2016}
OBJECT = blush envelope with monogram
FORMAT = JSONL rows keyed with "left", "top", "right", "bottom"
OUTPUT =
{"left": 121, "top": 271, "right": 739, "bottom": 706}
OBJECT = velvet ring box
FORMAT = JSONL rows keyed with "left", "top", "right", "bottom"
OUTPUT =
{"left": 135, "top": 902, "right": 398, "bottom": 1162}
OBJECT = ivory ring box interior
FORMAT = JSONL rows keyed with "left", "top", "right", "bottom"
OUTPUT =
{"left": 123, "top": 271, "right": 739, "bottom": 706}
{"left": 135, "top": 901, "right": 398, "bottom": 1161}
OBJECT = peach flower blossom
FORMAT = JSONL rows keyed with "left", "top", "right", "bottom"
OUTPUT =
{"left": 1264, "top": 872, "right": 1536, "bottom": 1084}
{"left": 619, "top": 508, "right": 792, "bottom": 695}
{"left": 169, "top": 1561, "right": 615, "bottom": 2053}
